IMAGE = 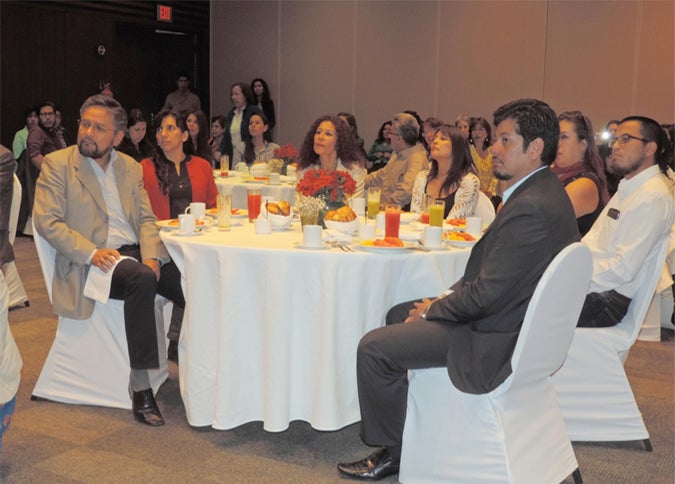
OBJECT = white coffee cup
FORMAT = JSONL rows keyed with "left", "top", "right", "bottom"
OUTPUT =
{"left": 351, "top": 197, "right": 366, "bottom": 217}
{"left": 375, "top": 212, "right": 385, "bottom": 233}
{"left": 254, "top": 218, "right": 272, "bottom": 235}
{"left": 185, "top": 202, "right": 206, "bottom": 221}
{"left": 302, "top": 225, "right": 323, "bottom": 247}
{"left": 358, "top": 223, "right": 376, "bottom": 240}
{"left": 465, "top": 216, "right": 482, "bottom": 237}
{"left": 269, "top": 172, "right": 280, "bottom": 185}
{"left": 424, "top": 226, "right": 443, "bottom": 248}
{"left": 178, "top": 213, "right": 196, "bottom": 235}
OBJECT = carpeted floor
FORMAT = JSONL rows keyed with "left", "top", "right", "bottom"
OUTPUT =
{"left": 1, "top": 236, "right": 673, "bottom": 483}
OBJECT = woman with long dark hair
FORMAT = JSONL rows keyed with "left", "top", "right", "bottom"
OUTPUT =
{"left": 367, "top": 121, "right": 393, "bottom": 173}
{"left": 410, "top": 125, "right": 479, "bottom": 219}
{"left": 251, "top": 78, "right": 276, "bottom": 133}
{"left": 116, "top": 108, "right": 156, "bottom": 162}
{"left": 141, "top": 110, "right": 217, "bottom": 221}
{"left": 469, "top": 117, "right": 500, "bottom": 202}
{"left": 552, "top": 111, "right": 609, "bottom": 235}
{"left": 186, "top": 109, "right": 213, "bottom": 165}
{"left": 297, "top": 114, "right": 367, "bottom": 199}
{"left": 232, "top": 112, "right": 279, "bottom": 166}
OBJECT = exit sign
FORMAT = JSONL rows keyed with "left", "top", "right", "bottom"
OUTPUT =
{"left": 157, "top": 4, "right": 173, "bottom": 23}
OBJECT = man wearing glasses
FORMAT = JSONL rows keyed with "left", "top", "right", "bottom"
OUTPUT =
{"left": 365, "top": 113, "right": 427, "bottom": 208}
{"left": 577, "top": 116, "right": 674, "bottom": 327}
{"left": 33, "top": 95, "right": 183, "bottom": 426}
{"left": 27, "top": 101, "right": 66, "bottom": 170}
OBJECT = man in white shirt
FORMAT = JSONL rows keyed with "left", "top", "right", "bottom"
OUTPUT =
{"left": 365, "top": 113, "right": 427, "bottom": 208}
{"left": 34, "top": 95, "right": 183, "bottom": 426}
{"left": 578, "top": 116, "right": 674, "bottom": 327}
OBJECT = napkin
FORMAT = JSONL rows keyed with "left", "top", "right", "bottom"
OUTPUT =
{"left": 83, "top": 256, "right": 134, "bottom": 304}
{"left": 324, "top": 229, "right": 353, "bottom": 243}
{"left": 398, "top": 229, "right": 422, "bottom": 242}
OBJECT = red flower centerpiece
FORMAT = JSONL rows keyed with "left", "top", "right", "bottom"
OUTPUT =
{"left": 295, "top": 168, "right": 356, "bottom": 226}
{"left": 270, "top": 144, "right": 299, "bottom": 175}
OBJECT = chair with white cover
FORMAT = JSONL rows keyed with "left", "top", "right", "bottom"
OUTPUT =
{"left": 474, "top": 191, "right": 496, "bottom": 225}
{"left": 4, "top": 174, "right": 29, "bottom": 308}
{"left": 31, "top": 223, "right": 171, "bottom": 409}
{"left": 400, "top": 243, "right": 592, "bottom": 484}
{"left": 552, "top": 239, "right": 669, "bottom": 451}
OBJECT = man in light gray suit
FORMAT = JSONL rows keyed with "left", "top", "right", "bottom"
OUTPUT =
{"left": 33, "top": 95, "right": 182, "bottom": 426}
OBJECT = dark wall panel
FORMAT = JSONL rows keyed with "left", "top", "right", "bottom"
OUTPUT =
{"left": 0, "top": 1, "right": 209, "bottom": 148}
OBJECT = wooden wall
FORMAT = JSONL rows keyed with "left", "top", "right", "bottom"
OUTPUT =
{"left": 210, "top": 0, "right": 675, "bottom": 149}
{"left": 0, "top": 1, "right": 209, "bottom": 148}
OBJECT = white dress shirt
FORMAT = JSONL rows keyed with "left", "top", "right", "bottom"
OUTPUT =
{"left": 582, "top": 165, "right": 674, "bottom": 297}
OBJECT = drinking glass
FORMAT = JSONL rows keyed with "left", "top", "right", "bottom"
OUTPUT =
{"left": 219, "top": 155, "right": 230, "bottom": 176}
{"left": 367, "top": 187, "right": 381, "bottom": 219}
{"left": 247, "top": 187, "right": 262, "bottom": 222}
{"left": 384, "top": 204, "right": 401, "bottom": 238}
{"left": 429, "top": 199, "right": 445, "bottom": 227}
{"left": 217, "top": 194, "right": 232, "bottom": 230}
{"left": 420, "top": 194, "right": 432, "bottom": 224}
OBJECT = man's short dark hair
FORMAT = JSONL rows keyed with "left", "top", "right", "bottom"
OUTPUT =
{"left": 620, "top": 115, "right": 669, "bottom": 172}
{"left": 493, "top": 98, "right": 559, "bottom": 165}
{"left": 177, "top": 71, "right": 190, "bottom": 81}
{"left": 35, "top": 101, "right": 57, "bottom": 115}
{"left": 80, "top": 94, "right": 127, "bottom": 133}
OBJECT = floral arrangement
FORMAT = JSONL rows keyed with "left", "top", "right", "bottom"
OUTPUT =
{"left": 295, "top": 168, "right": 357, "bottom": 226}
{"left": 296, "top": 169, "right": 356, "bottom": 205}
{"left": 271, "top": 144, "right": 299, "bottom": 175}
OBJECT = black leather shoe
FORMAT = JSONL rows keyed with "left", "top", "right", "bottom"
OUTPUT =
{"left": 167, "top": 340, "right": 178, "bottom": 364}
{"left": 131, "top": 389, "right": 165, "bottom": 426}
{"left": 337, "top": 448, "right": 400, "bottom": 480}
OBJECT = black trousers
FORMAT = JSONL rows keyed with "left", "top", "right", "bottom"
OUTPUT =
{"left": 577, "top": 290, "right": 631, "bottom": 328}
{"left": 108, "top": 246, "right": 184, "bottom": 369}
{"left": 357, "top": 298, "right": 451, "bottom": 458}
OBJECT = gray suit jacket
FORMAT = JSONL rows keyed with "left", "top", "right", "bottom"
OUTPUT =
{"left": 33, "top": 146, "right": 167, "bottom": 320}
{"left": 425, "top": 167, "right": 580, "bottom": 394}
{"left": 0, "top": 145, "right": 16, "bottom": 266}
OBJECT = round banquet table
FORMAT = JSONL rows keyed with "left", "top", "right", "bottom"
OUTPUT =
{"left": 160, "top": 221, "right": 471, "bottom": 432}
{"left": 214, "top": 171, "right": 297, "bottom": 209}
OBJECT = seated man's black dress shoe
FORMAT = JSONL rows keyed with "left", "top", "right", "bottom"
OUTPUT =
{"left": 337, "top": 447, "right": 400, "bottom": 480}
{"left": 131, "top": 388, "right": 165, "bottom": 426}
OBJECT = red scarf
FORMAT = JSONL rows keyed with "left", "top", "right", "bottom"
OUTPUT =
{"left": 551, "top": 161, "right": 584, "bottom": 184}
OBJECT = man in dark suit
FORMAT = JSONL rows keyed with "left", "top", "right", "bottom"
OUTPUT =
{"left": 33, "top": 95, "right": 183, "bottom": 427}
{"left": 338, "top": 99, "right": 580, "bottom": 480}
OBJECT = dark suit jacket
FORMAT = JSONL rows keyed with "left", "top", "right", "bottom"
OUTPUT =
{"left": 217, "top": 104, "right": 263, "bottom": 162}
{"left": 425, "top": 167, "right": 579, "bottom": 394}
{"left": 33, "top": 146, "right": 167, "bottom": 320}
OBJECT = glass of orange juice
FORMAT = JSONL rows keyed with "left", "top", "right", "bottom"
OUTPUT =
{"left": 385, "top": 204, "right": 401, "bottom": 238}
{"left": 429, "top": 199, "right": 445, "bottom": 227}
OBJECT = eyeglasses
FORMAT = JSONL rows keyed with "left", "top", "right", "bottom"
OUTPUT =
{"left": 78, "top": 119, "right": 115, "bottom": 135}
{"left": 39, "top": 111, "right": 55, "bottom": 117}
{"left": 608, "top": 133, "right": 650, "bottom": 148}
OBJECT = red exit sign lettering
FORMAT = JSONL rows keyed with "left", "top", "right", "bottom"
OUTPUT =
{"left": 157, "top": 4, "right": 173, "bottom": 23}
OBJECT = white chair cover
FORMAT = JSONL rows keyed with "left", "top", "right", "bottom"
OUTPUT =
{"left": 5, "top": 174, "right": 28, "bottom": 308}
{"left": 32, "top": 223, "right": 170, "bottom": 409}
{"left": 474, "top": 191, "right": 496, "bottom": 225}
{"left": 552, "top": 239, "right": 669, "bottom": 445}
{"left": 400, "top": 243, "right": 592, "bottom": 483}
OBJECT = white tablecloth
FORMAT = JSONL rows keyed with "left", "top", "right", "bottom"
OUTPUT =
{"left": 161, "top": 222, "right": 470, "bottom": 431}
{"left": 214, "top": 171, "right": 297, "bottom": 209}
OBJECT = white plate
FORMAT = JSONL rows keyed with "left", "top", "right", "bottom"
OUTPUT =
{"left": 294, "top": 242, "right": 329, "bottom": 250}
{"left": 357, "top": 242, "right": 411, "bottom": 254}
{"left": 156, "top": 219, "right": 179, "bottom": 229}
{"left": 156, "top": 219, "right": 212, "bottom": 229}
{"left": 446, "top": 239, "right": 476, "bottom": 248}
{"left": 400, "top": 212, "right": 420, "bottom": 224}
